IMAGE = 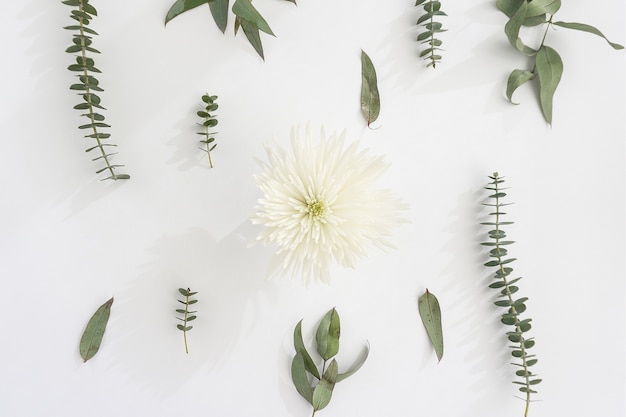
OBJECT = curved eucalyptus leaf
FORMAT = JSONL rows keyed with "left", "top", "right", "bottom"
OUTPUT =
{"left": 504, "top": 2, "right": 538, "bottom": 56}
{"left": 79, "top": 297, "right": 113, "bottom": 362}
{"left": 312, "top": 359, "right": 338, "bottom": 412}
{"left": 506, "top": 69, "right": 535, "bottom": 104}
{"left": 535, "top": 45, "right": 563, "bottom": 124}
{"left": 360, "top": 50, "right": 380, "bottom": 127}
{"left": 525, "top": 0, "right": 561, "bottom": 18}
{"left": 165, "top": 0, "right": 209, "bottom": 25}
{"left": 336, "top": 342, "right": 370, "bottom": 382}
{"left": 553, "top": 21, "right": 624, "bottom": 50}
{"left": 209, "top": 0, "right": 229, "bottom": 33}
{"left": 316, "top": 308, "right": 340, "bottom": 361}
{"left": 294, "top": 320, "right": 321, "bottom": 379}
{"left": 418, "top": 289, "right": 444, "bottom": 362}
{"left": 232, "top": 0, "right": 274, "bottom": 35}
{"left": 291, "top": 353, "right": 314, "bottom": 405}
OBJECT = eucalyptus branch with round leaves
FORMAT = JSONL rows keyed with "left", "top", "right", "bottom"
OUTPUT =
{"left": 176, "top": 288, "right": 198, "bottom": 354}
{"left": 291, "top": 308, "right": 369, "bottom": 417}
{"left": 63, "top": 0, "right": 129, "bottom": 181}
{"left": 481, "top": 172, "right": 541, "bottom": 417}
{"left": 498, "top": 0, "right": 623, "bottom": 124}
{"left": 196, "top": 94, "right": 219, "bottom": 168}
{"left": 415, "top": 0, "right": 447, "bottom": 68}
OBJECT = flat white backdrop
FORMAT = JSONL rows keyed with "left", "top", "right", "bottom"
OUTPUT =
{"left": 0, "top": 0, "right": 624, "bottom": 416}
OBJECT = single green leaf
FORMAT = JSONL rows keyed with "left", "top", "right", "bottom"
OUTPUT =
{"left": 312, "top": 359, "right": 338, "bottom": 411}
{"left": 504, "top": 2, "right": 538, "bottom": 56}
{"left": 165, "top": 0, "right": 210, "bottom": 25}
{"left": 239, "top": 19, "right": 265, "bottom": 59}
{"left": 209, "top": 0, "right": 229, "bottom": 33}
{"left": 506, "top": 69, "right": 535, "bottom": 104}
{"left": 360, "top": 50, "right": 380, "bottom": 127}
{"left": 535, "top": 45, "right": 563, "bottom": 124}
{"left": 316, "top": 308, "right": 340, "bottom": 361}
{"left": 178, "top": 288, "right": 190, "bottom": 296}
{"left": 418, "top": 289, "right": 444, "bottom": 362}
{"left": 232, "top": 0, "right": 275, "bottom": 36}
{"left": 553, "top": 21, "right": 624, "bottom": 50}
{"left": 291, "top": 353, "right": 314, "bottom": 404}
{"left": 79, "top": 297, "right": 114, "bottom": 362}
{"left": 336, "top": 342, "right": 369, "bottom": 382}
{"left": 525, "top": 0, "right": 561, "bottom": 17}
{"left": 293, "top": 320, "right": 321, "bottom": 379}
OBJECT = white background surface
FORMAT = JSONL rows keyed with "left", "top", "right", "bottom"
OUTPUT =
{"left": 0, "top": 0, "right": 624, "bottom": 416}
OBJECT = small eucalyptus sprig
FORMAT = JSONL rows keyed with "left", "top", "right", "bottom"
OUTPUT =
{"left": 63, "top": 0, "right": 129, "bottom": 181}
{"left": 291, "top": 308, "right": 369, "bottom": 417}
{"left": 176, "top": 288, "right": 198, "bottom": 354}
{"left": 498, "top": 0, "right": 623, "bottom": 124}
{"left": 415, "top": 0, "right": 447, "bottom": 68}
{"left": 481, "top": 172, "right": 541, "bottom": 417}
{"left": 197, "top": 94, "right": 219, "bottom": 168}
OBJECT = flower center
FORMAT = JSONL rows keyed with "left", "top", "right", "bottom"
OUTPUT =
{"left": 307, "top": 199, "right": 327, "bottom": 219}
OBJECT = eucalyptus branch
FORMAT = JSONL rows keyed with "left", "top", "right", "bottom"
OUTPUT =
{"left": 176, "top": 288, "right": 198, "bottom": 354}
{"left": 63, "top": 0, "right": 129, "bottom": 181}
{"left": 415, "top": 0, "right": 447, "bottom": 68}
{"left": 481, "top": 172, "right": 541, "bottom": 417}
{"left": 196, "top": 94, "right": 219, "bottom": 168}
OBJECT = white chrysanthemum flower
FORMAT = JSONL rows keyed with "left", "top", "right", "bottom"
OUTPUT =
{"left": 252, "top": 126, "right": 406, "bottom": 285}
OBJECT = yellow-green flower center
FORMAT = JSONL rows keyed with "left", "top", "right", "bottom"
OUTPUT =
{"left": 307, "top": 200, "right": 327, "bottom": 218}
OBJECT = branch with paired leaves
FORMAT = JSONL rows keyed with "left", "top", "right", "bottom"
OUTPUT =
{"left": 481, "top": 172, "right": 540, "bottom": 417}
{"left": 176, "top": 288, "right": 198, "bottom": 354}
{"left": 165, "top": 0, "right": 296, "bottom": 60}
{"left": 291, "top": 308, "right": 369, "bottom": 417}
{"left": 63, "top": 0, "right": 129, "bottom": 181}
{"left": 415, "top": 0, "right": 447, "bottom": 68}
{"left": 498, "top": 0, "right": 623, "bottom": 125}
{"left": 197, "top": 94, "right": 219, "bottom": 167}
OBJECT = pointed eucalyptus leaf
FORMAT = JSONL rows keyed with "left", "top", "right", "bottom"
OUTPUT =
{"left": 209, "top": 0, "right": 229, "bottom": 33}
{"left": 360, "top": 50, "right": 380, "bottom": 126}
{"left": 165, "top": 0, "right": 210, "bottom": 25}
{"left": 504, "top": 2, "right": 538, "bottom": 56}
{"left": 506, "top": 69, "right": 535, "bottom": 104}
{"left": 312, "top": 359, "right": 338, "bottom": 412}
{"left": 535, "top": 45, "right": 563, "bottom": 125}
{"left": 315, "top": 308, "right": 340, "bottom": 361}
{"left": 294, "top": 320, "right": 321, "bottom": 379}
{"left": 336, "top": 341, "right": 369, "bottom": 382}
{"left": 291, "top": 352, "right": 314, "bottom": 404}
{"left": 79, "top": 297, "right": 113, "bottom": 362}
{"left": 240, "top": 19, "right": 265, "bottom": 59}
{"left": 418, "top": 289, "right": 444, "bottom": 362}
{"left": 232, "top": 0, "right": 275, "bottom": 36}
{"left": 553, "top": 21, "right": 624, "bottom": 50}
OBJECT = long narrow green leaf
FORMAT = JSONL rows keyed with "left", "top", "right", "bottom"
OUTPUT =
{"left": 294, "top": 320, "right": 321, "bottom": 379}
{"left": 239, "top": 19, "right": 265, "bottom": 59}
{"left": 291, "top": 353, "right": 314, "bottom": 405}
{"left": 165, "top": 0, "right": 209, "bottom": 25}
{"left": 79, "top": 297, "right": 114, "bottom": 362}
{"left": 312, "top": 359, "right": 338, "bottom": 412}
{"left": 360, "top": 50, "right": 380, "bottom": 127}
{"left": 553, "top": 21, "right": 624, "bottom": 50}
{"left": 336, "top": 342, "right": 369, "bottom": 382}
{"left": 208, "top": 0, "right": 229, "bottom": 33}
{"left": 418, "top": 289, "right": 444, "bottom": 362}
{"left": 315, "top": 308, "right": 340, "bottom": 361}
{"left": 506, "top": 69, "right": 535, "bottom": 104}
{"left": 232, "top": 0, "right": 274, "bottom": 35}
{"left": 535, "top": 45, "right": 563, "bottom": 125}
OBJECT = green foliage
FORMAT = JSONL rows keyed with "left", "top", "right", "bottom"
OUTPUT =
{"left": 360, "top": 50, "right": 380, "bottom": 127}
{"left": 415, "top": 0, "right": 447, "bottom": 68}
{"left": 176, "top": 288, "right": 198, "bottom": 354}
{"left": 63, "top": 0, "right": 129, "bottom": 181}
{"left": 196, "top": 94, "right": 219, "bottom": 168}
{"left": 497, "top": 0, "right": 623, "bottom": 124}
{"left": 291, "top": 308, "right": 369, "bottom": 416}
{"left": 79, "top": 297, "right": 113, "bottom": 362}
{"left": 165, "top": 0, "right": 295, "bottom": 60}
{"left": 481, "top": 173, "right": 540, "bottom": 417}
{"left": 418, "top": 289, "right": 444, "bottom": 362}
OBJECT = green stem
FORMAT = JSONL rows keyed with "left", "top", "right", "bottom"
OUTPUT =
{"left": 205, "top": 121, "right": 214, "bottom": 168}
{"left": 77, "top": 0, "right": 116, "bottom": 179}
{"left": 183, "top": 291, "right": 189, "bottom": 354}
{"left": 493, "top": 176, "right": 531, "bottom": 417}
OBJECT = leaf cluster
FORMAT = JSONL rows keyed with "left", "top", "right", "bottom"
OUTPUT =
{"left": 415, "top": 0, "right": 447, "bottom": 68}
{"left": 63, "top": 0, "right": 129, "bottom": 181}
{"left": 176, "top": 287, "right": 198, "bottom": 354}
{"left": 498, "top": 0, "right": 623, "bottom": 124}
{"left": 481, "top": 173, "right": 540, "bottom": 417}
{"left": 197, "top": 94, "right": 219, "bottom": 168}
{"left": 165, "top": 0, "right": 296, "bottom": 60}
{"left": 291, "top": 308, "right": 369, "bottom": 416}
